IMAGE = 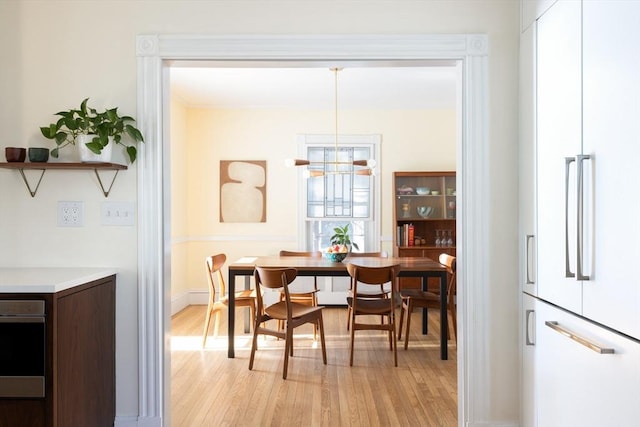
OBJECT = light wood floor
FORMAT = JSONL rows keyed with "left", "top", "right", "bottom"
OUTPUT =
{"left": 171, "top": 305, "right": 457, "bottom": 426}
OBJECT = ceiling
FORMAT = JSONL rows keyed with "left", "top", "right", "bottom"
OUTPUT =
{"left": 169, "top": 64, "right": 458, "bottom": 110}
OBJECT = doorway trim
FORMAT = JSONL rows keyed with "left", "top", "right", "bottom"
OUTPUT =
{"left": 136, "top": 34, "right": 489, "bottom": 426}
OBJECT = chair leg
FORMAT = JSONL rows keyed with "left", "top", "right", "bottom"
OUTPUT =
{"left": 283, "top": 323, "right": 293, "bottom": 379}
{"left": 404, "top": 300, "right": 413, "bottom": 350}
{"left": 398, "top": 301, "right": 406, "bottom": 340}
{"left": 346, "top": 305, "right": 351, "bottom": 330}
{"left": 248, "top": 321, "right": 260, "bottom": 371}
{"left": 313, "top": 294, "right": 319, "bottom": 341}
{"left": 450, "top": 302, "right": 457, "bottom": 341}
{"left": 391, "top": 310, "right": 398, "bottom": 367}
{"left": 349, "top": 315, "right": 356, "bottom": 366}
{"left": 317, "top": 315, "right": 327, "bottom": 365}
{"left": 388, "top": 313, "right": 393, "bottom": 351}
{"left": 250, "top": 304, "right": 256, "bottom": 334}
{"left": 213, "top": 311, "right": 220, "bottom": 338}
{"left": 201, "top": 305, "right": 213, "bottom": 348}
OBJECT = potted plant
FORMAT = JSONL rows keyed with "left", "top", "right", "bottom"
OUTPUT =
{"left": 324, "top": 224, "right": 360, "bottom": 262}
{"left": 40, "top": 98, "right": 144, "bottom": 163}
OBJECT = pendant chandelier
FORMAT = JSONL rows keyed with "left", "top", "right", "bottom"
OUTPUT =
{"left": 285, "top": 68, "right": 376, "bottom": 177}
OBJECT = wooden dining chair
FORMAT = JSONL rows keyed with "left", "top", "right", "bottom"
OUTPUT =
{"left": 398, "top": 253, "right": 457, "bottom": 350}
{"left": 346, "top": 262, "right": 401, "bottom": 367}
{"left": 278, "top": 250, "right": 322, "bottom": 339}
{"left": 201, "top": 253, "right": 257, "bottom": 348}
{"left": 346, "top": 251, "right": 389, "bottom": 330}
{"left": 249, "top": 266, "right": 327, "bottom": 379}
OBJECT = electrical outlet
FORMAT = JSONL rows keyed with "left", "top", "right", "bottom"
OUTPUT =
{"left": 58, "top": 201, "right": 84, "bottom": 227}
{"left": 101, "top": 201, "right": 135, "bottom": 226}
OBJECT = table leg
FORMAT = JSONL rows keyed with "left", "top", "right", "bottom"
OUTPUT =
{"left": 439, "top": 270, "right": 448, "bottom": 360}
{"left": 422, "top": 276, "right": 428, "bottom": 334}
{"left": 227, "top": 271, "right": 236, "bottom": 358}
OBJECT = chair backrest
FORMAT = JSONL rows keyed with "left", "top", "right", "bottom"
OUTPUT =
{"left": 206, "top": 253, "right": 227, "bottom": 300}
{"left": 348, "top": 251, "right": 388, "bottom": 258}
{"left": 346, "top": 263, "right": 400, "bottom": 285}
{"left": 279, "top": 250, "right": 322, "bottom": 258}
{"left": 253, "top": 266, "right": 298, "bottom": 315}
{"left": 438, "top": 253, "right": 457, "bottom": 302}
{"left": 346, "top": 263, "right": 400, "bottom": 307}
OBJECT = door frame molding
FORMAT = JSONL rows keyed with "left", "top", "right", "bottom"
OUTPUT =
{"left": 136, "top": 33, "right": 490, "bottom": 426}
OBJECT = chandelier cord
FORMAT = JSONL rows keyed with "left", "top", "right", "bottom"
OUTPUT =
{"left": 333, "top": 67, "right": 340, "bottom": 172}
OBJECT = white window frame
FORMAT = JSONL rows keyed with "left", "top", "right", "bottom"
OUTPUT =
{"left": 296, "top": 134, "right": 381, "bottom": 252}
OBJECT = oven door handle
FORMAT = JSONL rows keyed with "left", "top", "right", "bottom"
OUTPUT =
{"left": 0, "top": 316, "right": 45, "bottom": 323}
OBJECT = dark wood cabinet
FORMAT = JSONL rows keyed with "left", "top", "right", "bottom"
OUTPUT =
{"left": 0, "top": 275, "right": 115, "bottom": 427}
{"left": 393, "top": 171, "right": 456, "bottom": 291}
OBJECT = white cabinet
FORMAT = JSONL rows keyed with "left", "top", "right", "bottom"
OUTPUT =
{"left": 519, "top": 22, "right": 536, "bottom": 296}
{"left": 535, "top": 299, "right": 640, "bottom": 427}
{"left": 536, "top": 0, "right": 582, "bottom": 313}
{"left": 523, "top": 1, "right": 640, "bottom": 425}
{"left": 580, "top": 0, "right": 640, "bottom": 339}
{"left": 536, "top": 0, "right": 640, "bottom": 339}
{"left": 520, "top": 293, "right": 537, "bottom": 427}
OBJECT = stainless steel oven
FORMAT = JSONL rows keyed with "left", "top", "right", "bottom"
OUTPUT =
{"left": 0, "top": 300, "right": 46, "bottom": 398}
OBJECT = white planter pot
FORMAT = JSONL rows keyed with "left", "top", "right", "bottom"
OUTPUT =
{"left": 77, "top": 134, "right": 113, "bottom": 163}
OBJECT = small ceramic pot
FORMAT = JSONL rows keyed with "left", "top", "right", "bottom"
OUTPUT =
{"left": 5, "top": 147, "right": 26, "bottom": 162}
{"left": 28, "top": 147, "right": 50, "bottom": 163}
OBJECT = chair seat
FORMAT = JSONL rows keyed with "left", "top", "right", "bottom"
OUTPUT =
{"left": 265, "top": 301, "right": 323, "bottom": 320}
{"left": 347, "top": 297, "right": 393, "bottom": 315}
{"left": 400, "top": 289, "right": 439, "bottom": 302}
{"left": 349, "top": 289, "right": 390, "bottom": 299}
{"left": 219, "top": 289, "right": 256, "bottom": 304}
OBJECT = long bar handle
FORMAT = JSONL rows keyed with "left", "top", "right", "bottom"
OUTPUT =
{"left": 576, "top": 154, "right": 591, "bottom": 281}
{"left": 525, "top": 309, "right": 535, "bottom": 346}
{"left": 564, "top": 157, "right": 576, "bottom": 278}
{"left": 545, "top": 321, "right": 614, "bottom": 354}
{"left": 525, "top": 234, "right": 535, "bottom": 285}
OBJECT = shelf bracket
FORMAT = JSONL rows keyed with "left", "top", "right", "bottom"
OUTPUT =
{"left": 18, "top": 168, "right": 46, "bottom": 198}
{"left": 94, "top": 169, "right": 120, "bottom": 198}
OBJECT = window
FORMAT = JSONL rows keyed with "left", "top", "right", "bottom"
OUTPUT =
{"left": 297, "top": 134, "right": 381, "bottom": 252}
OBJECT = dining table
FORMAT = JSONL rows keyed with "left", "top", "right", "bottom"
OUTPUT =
{"left": 227, "top": 255, "right": 450, "bottom": 360}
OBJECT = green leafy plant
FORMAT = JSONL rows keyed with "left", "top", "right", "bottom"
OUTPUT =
{"left": 40, "top": 98, "right": 144, "bottom": 163}
{"left": 329, "top": 224, "right": 360, "bottom": 251}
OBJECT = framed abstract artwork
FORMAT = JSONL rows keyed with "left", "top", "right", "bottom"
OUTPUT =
{"left": 220, "top": 160, "right": 267, "bottom": 222}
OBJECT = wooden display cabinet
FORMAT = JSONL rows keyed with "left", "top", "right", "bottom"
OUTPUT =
{"left": 393, "top": 171, "right": 456, "bottom": 290}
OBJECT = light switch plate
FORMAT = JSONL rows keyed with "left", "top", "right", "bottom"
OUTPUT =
{"left": 101, "top": 201, "right": 135, "bottom": 226}
{"left": 58, "top": 201, "right": 84, "bottom": 227}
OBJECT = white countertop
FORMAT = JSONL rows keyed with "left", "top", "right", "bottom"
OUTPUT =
{"left": 0, "top": 268, "right": 117, "bottom": 293}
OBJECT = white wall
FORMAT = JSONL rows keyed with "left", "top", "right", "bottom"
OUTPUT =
{"left": 0, "top": 1, "right": 519, "bottom": 424}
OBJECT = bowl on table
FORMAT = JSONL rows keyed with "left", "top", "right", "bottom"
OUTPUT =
{"left": 324, "top": 251, "right": 348, "bottom": 262}
{"left": 415, "top": 187, "right": 431, "bottom": 195}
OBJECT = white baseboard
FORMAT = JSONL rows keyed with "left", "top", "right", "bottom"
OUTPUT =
{"left": 171, "top": 289, "right": 208, "bottom": 315}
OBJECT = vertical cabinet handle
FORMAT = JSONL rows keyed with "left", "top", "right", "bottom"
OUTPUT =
{"left": 525, "top": 234, "right": 535, "bottom": 285}
{"left": 564, "top": 157, "right": 576, "bottom": 278}
{"left": 525, "top": 309, "right": 535, "bottom": 346}
{"left": 576, "top": 154, "right": 591, "bottom": 281}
